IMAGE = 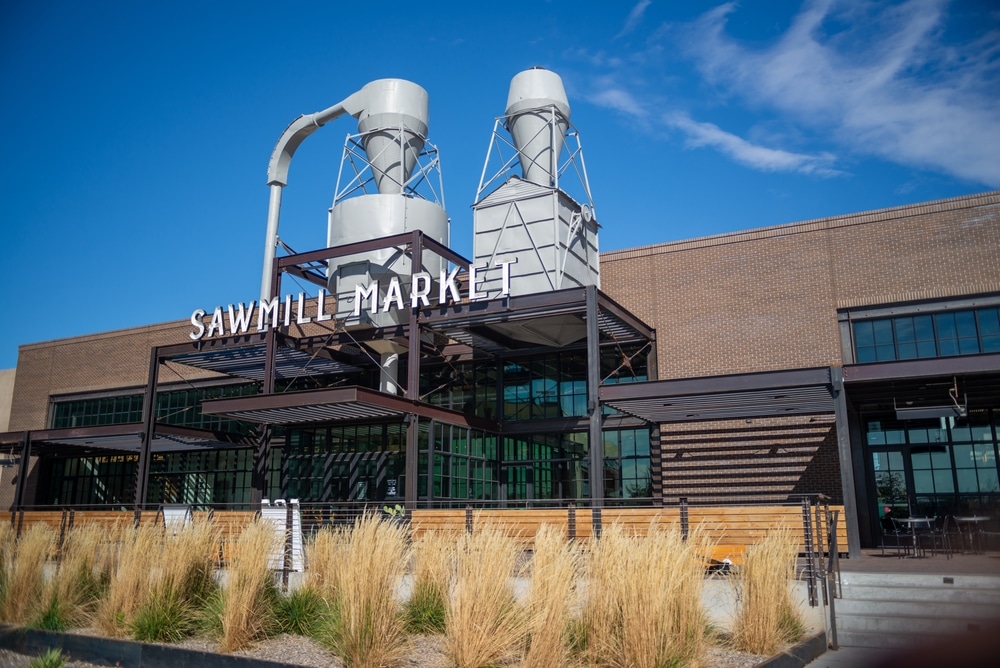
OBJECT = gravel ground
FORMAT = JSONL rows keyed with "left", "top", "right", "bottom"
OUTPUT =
{"left": 0, "top": 631, "right": 772, "bottom": 668}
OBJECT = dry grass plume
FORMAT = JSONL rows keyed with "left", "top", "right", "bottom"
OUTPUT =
{"left": 523, "top": 524, "right": 580, "bottom": 668}
{"left": 0, "top": 524, "right": 55, "bottom": 624}
{"left": 731, "top": 527, "right": 805, "bottom": 655}
{"left": 444, "top": 525, "right": 527, "bottom": 668}
{"left": 218, "top": 519, "right": 279, "bottom": 652}
{"left": 93, "top": 522, "right": 161, "bottom": 636}
{"left": 581, "top": 522, "right": 709, "bottom": 668}
{"left": 405, "top": 530, "right": 453, "bottom": 633}
{"left": 324, "top": 513, "right": 410, "bottom": 668}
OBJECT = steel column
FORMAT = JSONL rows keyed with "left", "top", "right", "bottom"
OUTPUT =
{"left": 586, "top": 285, "right": 604, "bottom": 510}
{"left": 832, "top": 367, "right": 862, "bottom": 558}
{"left": 134, "top": 347, "right": 160, "bottom": 513}
{"left": 405, "top": 231, "right": 424, "bottom": 508}
{"left": 252, "top": 254, "right": 282, "bottom": 505}
{"left": 12, "top": 431, "right": 30, "bottom": 510}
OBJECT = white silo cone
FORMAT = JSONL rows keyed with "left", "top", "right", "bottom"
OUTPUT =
{"left": 505, "top": 68, "right": 570, "bottom": 186}
{"left": 355, "top": 79, "right": 429, "bottom": 193}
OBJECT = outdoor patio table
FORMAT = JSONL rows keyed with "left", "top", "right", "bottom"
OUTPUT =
{"left": 953, "top": 516, "right": 989, "bottom": 554}
{"left": 895, "top": 517, "right": 933, "bottom": 558}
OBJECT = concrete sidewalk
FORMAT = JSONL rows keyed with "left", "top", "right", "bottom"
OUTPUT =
{"left": 802, "top": 646, "right": 891, "bottom": 668}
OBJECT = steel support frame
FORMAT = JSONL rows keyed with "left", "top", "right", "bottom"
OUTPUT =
{"left": 832, "top": 367, "right": 862, "bottom": 558}
{"left": 134, "top": 346, "right": 161, "bottom": 513}
{"left": 12, "top": 431, "right": 30, "bottom": 511}
{"left": 405, "top": 231, "right": 424, "bottom": 509}
{"left": 586, "top": 286, "right": 604, "bottom": 511}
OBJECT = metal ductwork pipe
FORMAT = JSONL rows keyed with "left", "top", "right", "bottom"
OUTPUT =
{"left": 259, "top": 79, "right": 429, "bottom": 301}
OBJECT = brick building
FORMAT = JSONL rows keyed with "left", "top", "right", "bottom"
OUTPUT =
{"left": 2, "top": 66, "right": 998, "bottom": 556}
{"left": 2, "top": 190, "right": 998, "bottom": 557}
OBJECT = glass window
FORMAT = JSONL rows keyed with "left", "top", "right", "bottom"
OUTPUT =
{"left": 852, "top": 306, "right": 1000, "bottom": 364}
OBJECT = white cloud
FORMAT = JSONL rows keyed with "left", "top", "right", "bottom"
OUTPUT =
{"left": 665, "top": 112, "right": 840, "bottom": 176}
{"left": 589, "top": 85, "right": 648, "bottom": 118}
{"left": 680, "top": 0, "right": 1000, "bottom": 187}
{"left": 616, "top": 0, "right": 653, "bottom": 40}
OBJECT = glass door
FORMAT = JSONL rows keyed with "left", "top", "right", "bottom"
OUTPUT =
{"left": 871, "top": 449, "right": 912, "bottom": 524}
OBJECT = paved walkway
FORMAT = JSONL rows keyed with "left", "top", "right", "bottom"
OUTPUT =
{"left": 802, "top": 646, "right": 891, "bottom": 668}
{"left": 838, "top": 548, "right": 1000, "bottom": 574}
{"left": 801, "top": 548, "right": 1000, "bottom": 667}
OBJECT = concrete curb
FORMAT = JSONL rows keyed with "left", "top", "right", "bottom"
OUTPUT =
{"left": 753, "top": 631, "right": 828, "bottom": 668}
{"left": 0, "top": 626, "right": 301, "bottom": 668}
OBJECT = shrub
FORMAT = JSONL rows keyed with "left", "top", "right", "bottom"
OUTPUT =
{"left": 731, "top": 527, "right": 805, "bottom": 655}
{"left": 275, "top": 586, "right": 328, "bottom": 637}
{"left": 444, "top": 525, "right": 527, "bottom": 668}
{"left": 28, "top": 648, "right": 64, "bottom": 668}
{"left": 131, "top": 590, "right": 193, "bottom": 643}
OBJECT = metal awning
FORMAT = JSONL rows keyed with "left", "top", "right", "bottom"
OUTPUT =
{"left": 168, "top": 342, "right": 360, "bottom": 381}
{"left": 201, "top": 385, "right": 500, "bottom": 431}
{"left": 2, "top": 423, "right": 255, "bottom": 456}
{"left": 421, "top": 287, "right": 654, "bottom": 353}
{"left": 842, "top": 353, "right": 1000, "bottom": 413}
{"left": 600, "top": 367, "right": 835, "bottom": 423}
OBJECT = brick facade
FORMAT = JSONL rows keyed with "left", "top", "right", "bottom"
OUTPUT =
{"left": 6, "top": 191, "right": 1000, "bottom": 516}
{"left": 604, "top": 191, "right": 1000, "bottom": 506}
{"left": 601, "top": 191, "right": 1000, "bottom": 380}
{"left": 8, "top": 320, "right": 222, "bottom": 431}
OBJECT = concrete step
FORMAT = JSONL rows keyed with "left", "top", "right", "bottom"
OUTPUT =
{"left": 835, "top": 597, "right": 1000, "bottom": 619}
{"left": 839, "top": 583, "right": 1000, "bottom": 604}
{"left": 838, "top": 571, "right": 1000, "bottom": 590}
{"left": 836, "top": 612, "right": 989, "bottom": 636}
{"left": 831, "top": 571, "right": 1000, "bottom": 648}
{"left": 835, "top": 629, "right": 955, "bottom": 650}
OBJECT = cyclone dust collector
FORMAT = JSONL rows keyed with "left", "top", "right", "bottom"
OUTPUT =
{"left": 471, "top": 68, "right": 600, "bottom": 345}
{"left": 261, "top": 78, "right": 449, "bottom": 393}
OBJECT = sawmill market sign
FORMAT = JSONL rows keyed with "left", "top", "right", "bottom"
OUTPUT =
{"left": 189, "top": 261, "right": 517, "bottom": 341}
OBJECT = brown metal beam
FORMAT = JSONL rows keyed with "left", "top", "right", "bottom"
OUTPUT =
{"left": 600, "top": 366, "right": 833, "bottom": 401}
{"left": 842, "top": 353, "right": 1000, "bottom": 383}
{"left": 201, "top": 385, "right": 500, "bottom": 432}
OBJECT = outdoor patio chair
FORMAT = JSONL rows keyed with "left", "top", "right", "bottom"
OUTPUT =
{"left": 879, "top": 517, "right": 912, "bottom": 557}
{"left": 916, "top": 516, "right": 951, "bottom": 558}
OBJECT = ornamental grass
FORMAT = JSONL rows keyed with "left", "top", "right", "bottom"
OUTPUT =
{"left": 0, "top": 524, "right": 55, "bottom": 625}
{"left": 581, "top": 522, "right": 710, "bottom": 668}
{"left": 94, "top": 522, "right": 160, "bottom": 637}
{"left": 444, "top": 525, "right": 528, "bottom": 668}
{"left": 522, "top": 523, "right": 580, "bottom": 668}
{"left": 730, "top": 527, "right": 805, "bottom": 655}
{"left": 216, "top": 519, "right": 280, "bottom": 652}
{"left": 404, "top": 530, "right": 453, "bottom": 634}
{"left": 319, "top": 513, "right": 410, "bottom": 668}
{"left": 35, "top": 522, "right": 110, "bottom": 630}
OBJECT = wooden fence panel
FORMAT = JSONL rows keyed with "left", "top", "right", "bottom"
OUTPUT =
{"left": 409, "top": 509, "right": 468, "bottom": 539}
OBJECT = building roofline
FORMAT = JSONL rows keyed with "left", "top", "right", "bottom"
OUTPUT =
{"left": 601, "top": 189, "right": 1000, "bottom": 263}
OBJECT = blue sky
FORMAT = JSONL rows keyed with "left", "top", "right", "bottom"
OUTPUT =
{"left": 1, "top": 0, "right": 998, "bottom": 370}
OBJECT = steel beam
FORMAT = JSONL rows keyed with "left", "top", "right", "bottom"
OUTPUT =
{"left": 831, "top": 367, "right": 861, "bottom": 558}
{"left": 586, "top": 285, "right": 604, "bottom": 507}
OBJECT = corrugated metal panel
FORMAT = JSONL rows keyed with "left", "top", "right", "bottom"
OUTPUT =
{"left": 170, "top": 344, "right": 359, "bottom": 381}
{"left": 36, "top": 432, "right": 240, "bottom": 453}
{"left": 604, "top": 385, "right": 835, "bottom": 423}
{"left": 217, "top": 402, "right": 404, "bottom": 425}
{"left": 474, "top": 177, "right": 553, "bottom": 207}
